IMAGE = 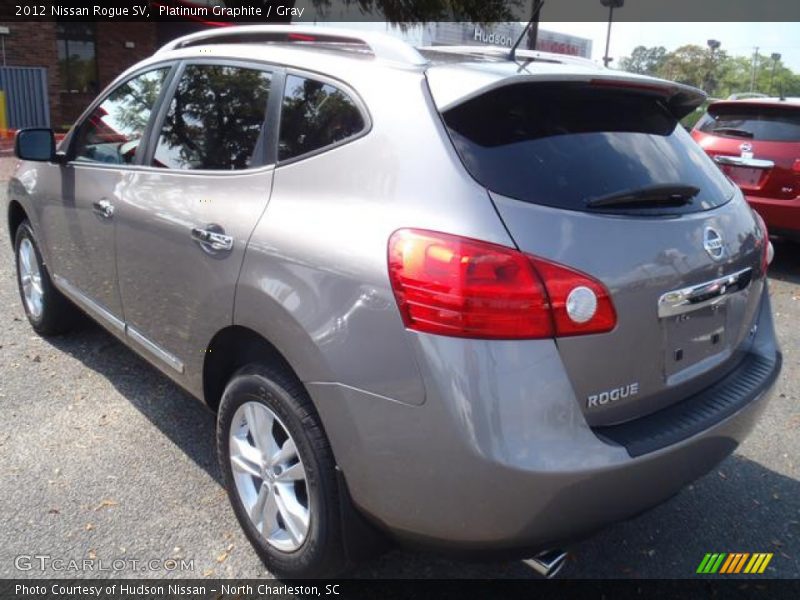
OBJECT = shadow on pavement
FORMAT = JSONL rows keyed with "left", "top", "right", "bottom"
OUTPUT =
{"left": 39, "top": 320, "right": 800, "bottom": 579}
{"left": 43, "top": 323, "right": 222, "bottom": 486}
{"left": 769, "top": 238, "right": 800, "bottom": 285}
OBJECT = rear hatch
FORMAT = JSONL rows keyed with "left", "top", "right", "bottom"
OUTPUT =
{"left": 428, "top": 66, "right": 767, "bottom": 426}
{"left": 692, "top": 100, "right": 800, "bottom": 200}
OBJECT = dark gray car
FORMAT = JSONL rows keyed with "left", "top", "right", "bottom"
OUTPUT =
{"left": 5, "top": 26, "right": 782, "bottom": 578}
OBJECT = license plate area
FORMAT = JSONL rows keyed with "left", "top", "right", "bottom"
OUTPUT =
{"left": 658, "top": 268, "right": 753, "bottom": 382}
{"left": 663, "top": 300, "right": 728, "bottom": 380}
{"left": 720, "top": 164, "right": 768, "bottom": 189}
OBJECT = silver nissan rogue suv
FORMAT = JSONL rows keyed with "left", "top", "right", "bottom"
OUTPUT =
{"left": 5, "top": 26, "right": 782, "bottom": 577}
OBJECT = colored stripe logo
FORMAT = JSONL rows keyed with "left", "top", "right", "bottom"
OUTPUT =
{"left": 697, "top": 553, "right": 773, "bottom": 574}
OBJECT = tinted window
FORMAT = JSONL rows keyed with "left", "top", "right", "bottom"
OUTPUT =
{"left": 278, "top": 75, "right": 365, "bottom": 161}
{"left": 444, "top": 83, "right": 734, "bottom": 213}
{"left": 698, "top": 104, "right": 800, "bottom": 142}
{"left": 152, "top": 65, "right": 271, "bottom": 170}
{"left": 72, "top": 68, "right": 168, "bottom": 165}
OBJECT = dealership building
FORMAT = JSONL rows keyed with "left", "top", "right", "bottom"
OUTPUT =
{"left": 326, "top": 22, "right": 592, "bottom": 59}
{"left": 0, "top": 20, "right": 591, "bottom": 131}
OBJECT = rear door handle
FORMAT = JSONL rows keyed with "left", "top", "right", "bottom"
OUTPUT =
{"left": 191, "top": 226, "right": 234, "bottom": 252}
{"left": 92, "top": 199, "right": 114, "bottom": 219}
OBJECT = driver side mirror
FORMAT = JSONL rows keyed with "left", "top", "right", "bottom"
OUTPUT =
{"left": 15, "top": 128, "right": 58, "bottom": 162}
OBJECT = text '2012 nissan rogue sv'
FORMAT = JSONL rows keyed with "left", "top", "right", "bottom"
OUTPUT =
{"left": 5, "top": 26, "right": 782, "bottom": 577}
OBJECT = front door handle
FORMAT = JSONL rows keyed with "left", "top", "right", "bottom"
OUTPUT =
{"left": 92, "top": 199, "right": 114, "bottom": 219}
{"left": 191, "top": 226, "right": 234, "bottom": 252}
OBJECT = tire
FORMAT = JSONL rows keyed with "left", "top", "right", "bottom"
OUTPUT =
{"left": 217, "top": 363, "right": 348, "bottom": 578}
{"left": 14, "top": 220, "right": 80, "bottom": 336}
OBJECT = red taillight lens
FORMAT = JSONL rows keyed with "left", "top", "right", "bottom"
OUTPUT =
{"left": 388, "top": 229, "right": 616, "bottom": 340}
{"left": 792, "top": 159, "right": 800, "bottom": 173}
{"left": 754, "top": 211, "right": 772, "bottom": 271}
{"left": 287, "top": 33, "right": 317, "bottom": 42}
{"left": 388, "top": 229, "right": 552, "bottom": 339}
{"left": 589, "top": 78, "right": 675, "bottom": 97}
{"left": 529, "top": 257, "right": 617, "bottom": 337}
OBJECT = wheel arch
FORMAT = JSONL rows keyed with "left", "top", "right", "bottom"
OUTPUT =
{"left": 7, "top": 199, "right": 28, "bottom": 248}
{"left": 202, "top": 325, "right": 300, "bottom": 413}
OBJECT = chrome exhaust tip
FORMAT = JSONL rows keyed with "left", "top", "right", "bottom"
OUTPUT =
{"left": 525, "top": 549, "right": 569, "bottom": 578}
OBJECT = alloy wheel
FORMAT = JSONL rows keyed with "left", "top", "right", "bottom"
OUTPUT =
{"left": 229, "top": 401, "right": 311, "bottom": 552}
{"left": 19, "top": 238, "right": 44, "bottom": 320}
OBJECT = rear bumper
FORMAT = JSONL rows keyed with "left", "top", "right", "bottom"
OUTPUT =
{"left": 309, "top": 288, "right": 781, "bottom": 552}
{"left": 746, "top": 193, "right": 800, "bottom": 238}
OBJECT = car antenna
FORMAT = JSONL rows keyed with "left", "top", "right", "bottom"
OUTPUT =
{"left": 509, "top": 0, "right": 546, "bottom": 62}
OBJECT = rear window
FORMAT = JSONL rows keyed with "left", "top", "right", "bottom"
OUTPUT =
{"left": 443, "top": 83, "right": 734, "bottom": 213}
{"left": 697, "top": 104, "right": 800, "bottom": 142}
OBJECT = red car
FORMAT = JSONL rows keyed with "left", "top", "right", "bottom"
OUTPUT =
{"left": 692, "top": 97, "right": 800, "bottom": 240}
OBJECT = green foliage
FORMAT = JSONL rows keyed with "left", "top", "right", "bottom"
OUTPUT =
{"left": 680, "top": 100, "right": 711, "bottom": 130}
{"left": 618, "top": 46, "right": 668, "bottom": 76}
{"left": 618, "top": 44, "right": 800, "bottom": 99}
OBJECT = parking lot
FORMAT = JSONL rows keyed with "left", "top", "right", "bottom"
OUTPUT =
{"left": 0, "top": 176, "right": 798, "bottom": 580}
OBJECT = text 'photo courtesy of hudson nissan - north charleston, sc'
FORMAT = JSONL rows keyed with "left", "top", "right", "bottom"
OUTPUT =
{"left": 5, "top": 25, "right": 782, "bottom": 578}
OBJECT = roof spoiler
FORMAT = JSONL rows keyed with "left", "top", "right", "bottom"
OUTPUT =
{"left": 587, "top": 77, "right": 707, "bottom": 120}
{"left": 426, "top": 68, "right": 706, "bottom": 120}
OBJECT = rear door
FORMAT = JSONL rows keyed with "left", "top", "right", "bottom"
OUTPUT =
{"left": 114, "top": 60, "right": 279, "bottom": 386}
{"left": 693, "top": 101, "right": 800, "bottom": 200}
{"left": 439, "top": 80, "right": 767, "bottom": 426}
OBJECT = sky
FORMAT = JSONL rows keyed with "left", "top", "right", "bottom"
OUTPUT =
{"left": 543, "top": 22, "right": 800, "bottom": 71}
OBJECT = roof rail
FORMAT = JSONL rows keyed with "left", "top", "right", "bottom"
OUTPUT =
{"left": 156, "top": 25, "right": 428, "bottom": 66}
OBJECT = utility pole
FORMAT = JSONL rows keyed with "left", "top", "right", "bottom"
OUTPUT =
{"left": 770, "top": 52, "right": 782, "bottom": 96}
{"left": 750, "top": 46, "right": 760, "bottom": 92}
{"left": 600, "top": 0, "right": 624, "bottom": 67}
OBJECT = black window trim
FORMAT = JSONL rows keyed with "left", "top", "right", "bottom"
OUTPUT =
{"left": 275, "top": 67, "right": 372, "bottom": 168}
{"left": 65, "top": 59, "right": 180, "bottom": 170}
{"left": 142, "top": 58, "right": 283, "bottom": 175}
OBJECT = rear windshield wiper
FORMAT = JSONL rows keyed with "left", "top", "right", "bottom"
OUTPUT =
{"left": 585, "top": 184, "right": 701, "bottom": 209}
{"left": 711, "top": 127, "right": 755, "bottom": 138}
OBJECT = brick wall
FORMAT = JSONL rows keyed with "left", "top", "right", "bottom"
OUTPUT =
{"left": 60, "top": 22, "right": 158, "bottom": 126}
{"left": 0, "top": 21, "right": 62, "bottom": 128}
{"left": 0, "top": 22, "right": 158, "bottom": 129}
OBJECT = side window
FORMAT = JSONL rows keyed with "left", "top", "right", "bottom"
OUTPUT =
{"left": 152, "top": 64, "right": 272, "bottom": 171}
{"left": 278, "top": 75, "right": 366, "bottom": 162}
{"left": 72, "top": 68, "right": 169, "bottom": 165}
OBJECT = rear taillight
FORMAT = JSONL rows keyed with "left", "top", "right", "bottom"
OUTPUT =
{"left": 528, "top": 256, "right": 617, "bottom": 337}
{"left": 387, "top": 229, "right": 616, "bottom": 340}
{"left": 754, "top": 212, "right": 773, "bottom": 271}
{"left": 792, "top": 159, "right": 800, "bottom": 173}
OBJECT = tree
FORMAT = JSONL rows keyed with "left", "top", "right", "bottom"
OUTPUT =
{"left": 656, "top": 44, "right": 710, "bottom": 89}
{"left": 618, "top": 46, "right": 667, "bottom": 76}
{"left": 618, "top": 43, "right": 800, "bottom": 100}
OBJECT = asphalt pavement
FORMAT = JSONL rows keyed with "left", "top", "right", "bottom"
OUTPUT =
{"left": 0, "top": 185, "right": 797, "bottom": 580}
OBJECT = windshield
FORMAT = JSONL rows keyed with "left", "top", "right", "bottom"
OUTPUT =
{"left": 443, "top": 82, "right": 734, "bottom": 213}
